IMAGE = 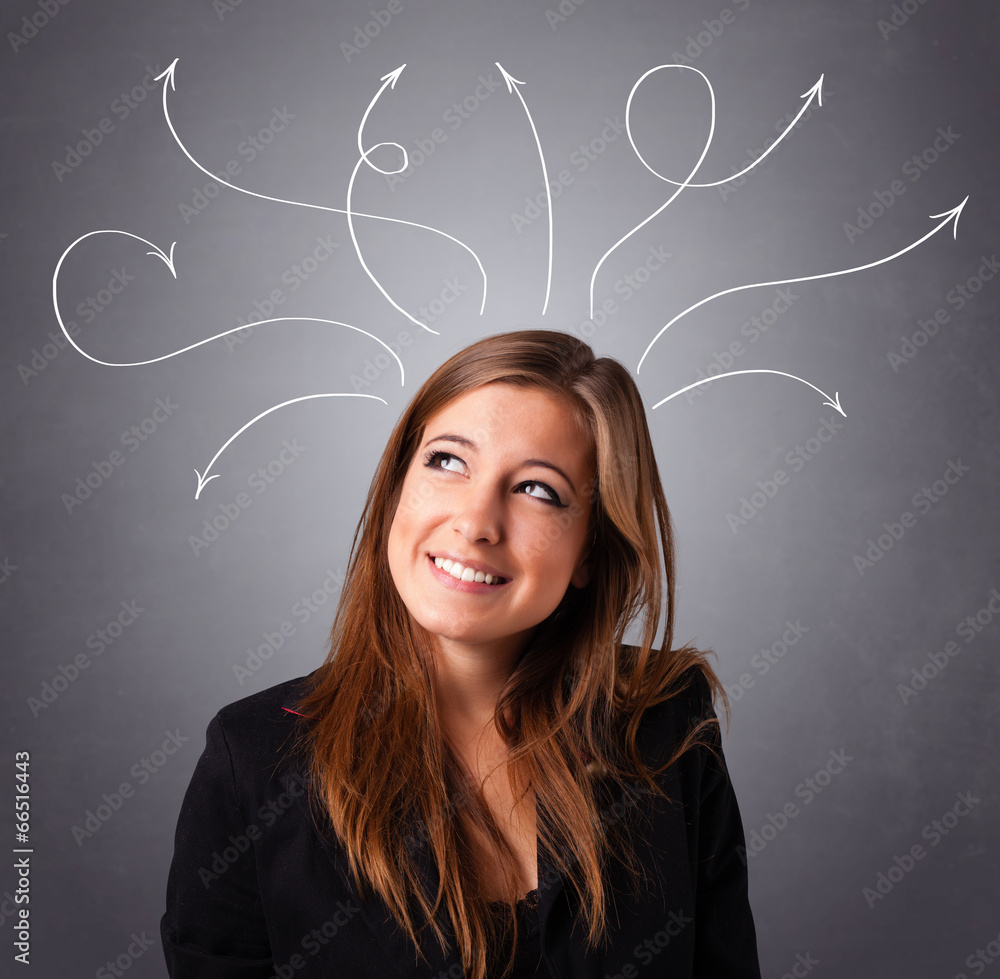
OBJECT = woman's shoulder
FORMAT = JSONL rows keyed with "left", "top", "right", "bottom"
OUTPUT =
{"left": 618, "top": 649, "right": 719, "bottom": 765}
{"left": 208, "top": 669, "right": 321, "bottom": 757}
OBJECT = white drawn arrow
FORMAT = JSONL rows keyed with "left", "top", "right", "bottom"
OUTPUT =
{"left": 194, "top": 392, "right": 387, "bottom": 499}
{"left": 637, "top": 197, "right": 968, "bottom": 373}
{"left": 642, "top": 75, "right": 825, "bottom": 188}
{"left": 651, "top": 369, "right": 845, "bottom": 416}
{"left": 51, "top": 230, "right": 403, "bottom": 382}
{"left": 497, "top": 62, "right": 553, "bottom": 315}
{"left": 156, "top": 59, "right": 486, "bottom": 317}
{"left": 348, "top": 66, "right": 436, "bottom": 333}
{"left": 589, "top": 64, "right": 716, "bottom": 320}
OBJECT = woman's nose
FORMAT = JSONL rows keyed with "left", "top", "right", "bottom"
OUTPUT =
{"left": 450, "top": 485, "right": 502, "bottom": 544}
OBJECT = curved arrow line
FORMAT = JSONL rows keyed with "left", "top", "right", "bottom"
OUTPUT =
{"left": 156, "top": 59, "right": 486, "bottom": 315}
{"left": 51, "top": 230, "right": 403, "bottom": 382}
{"left": 589, "top": 64, "right": 717, "bottom": 320}
{"left": 348, "top": 69, "right": 434, "bottom": 333}
{"left": 194, "top": 392, "right": 388, "bottom": 499}
{"left": 637, "top": 75, "right": 825, "bottom": 189}
{"left": 651, "top": 368, "right": 845, "bottom": 416}
{"left": 347, "top": 146, "right": 436, "bottom": 333}
{"left": 637, "top": 196, "right": 968, "bottom": 374}
{"left": 497, "top": 63, "right": 553, "bottom": 315}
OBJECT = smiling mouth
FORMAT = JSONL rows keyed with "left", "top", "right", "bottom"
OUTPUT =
{"left": 431, "top": 556, "right": 509, "bottom": 585}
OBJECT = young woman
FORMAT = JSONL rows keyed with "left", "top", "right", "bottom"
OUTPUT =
{"left": 160, "top": 330, "right": 761, "bottom": 979}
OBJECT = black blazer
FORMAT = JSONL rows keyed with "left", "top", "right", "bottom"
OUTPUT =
{"left": 160, "top": 668, "right": 761, "bottom": 977}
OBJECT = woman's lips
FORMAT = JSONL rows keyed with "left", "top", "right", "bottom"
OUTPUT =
{"left": 427, "top": 555, "right": 510, "bottom": 593}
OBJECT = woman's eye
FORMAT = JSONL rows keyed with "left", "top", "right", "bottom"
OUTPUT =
{"left": 521, "top": 481, "right": 561, "bottom": 506}
{"left": 426, "top": 451, "right": 465, "bottom": 474}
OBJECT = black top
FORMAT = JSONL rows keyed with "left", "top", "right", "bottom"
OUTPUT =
{"left": 487, "top": 888, "right": 542, "bottom": 978}
{"left": 160, "top": 666, "right": 762, "bottom": 977}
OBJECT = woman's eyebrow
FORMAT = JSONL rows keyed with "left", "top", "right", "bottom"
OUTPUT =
{"left": 425, "top": 434, "right": 577, "bottom": 493}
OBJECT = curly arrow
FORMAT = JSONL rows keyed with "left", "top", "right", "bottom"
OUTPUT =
{"left": 51, "top": 230, "right": 403, "bottom": 383}
{"left": 156, "top": 59, "right": 486, "bottom": 317}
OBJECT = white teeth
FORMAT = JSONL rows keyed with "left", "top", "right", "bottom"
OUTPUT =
{"left": 432, "top": 556, "right": 503, "bottom": 584}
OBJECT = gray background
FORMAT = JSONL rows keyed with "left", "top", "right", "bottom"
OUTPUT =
{"left": 2, "top": 0, "right": 998, "bottom": 975}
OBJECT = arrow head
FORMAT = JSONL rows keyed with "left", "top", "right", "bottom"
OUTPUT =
{"left": 824, "top": 392, "right": 846, "bottom": 418}
{"left": 495, "top": 62, "right": 524, "bottom": 93}
{"left": 801, "top": 72, "right": 824, "bottom": 106}
{"left": 928, "top": 195, "right": 969, "bottom": 240}
{"left": 381, "top": 64, "right": 406, "bottom": 88}
{"left": 145, "top": 241, "right": 178, "bottom": 278}
{"left": 155, "top": 58, "right": 178, "bottom": 91}
{"left": 193, "top": 468, "right": 220, "bottom": 500}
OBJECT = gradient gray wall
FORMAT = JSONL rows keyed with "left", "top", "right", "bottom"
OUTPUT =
{"left": 3, "top": 0, "right": 998, "bottom": 975}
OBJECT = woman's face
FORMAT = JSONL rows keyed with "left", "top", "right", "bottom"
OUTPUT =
{"left": 387, "top": 381, "right": 595, "bottom": 663}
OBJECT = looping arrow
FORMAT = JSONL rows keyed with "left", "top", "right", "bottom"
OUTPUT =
{"left": 51, "top": 230, "right": 403, "bottom": 382}
{"left": 637, "top": 196, "right": 969, "bottom": 373}
{"left": 194, "top": 393, "right": 387, "bottom": 499}
{"left": 638, "top": 75, "right": 825, "bottom": 188}
{"left": 497, "top": 62, "right": 552, "bottom": 315}
{"left": 651, "top": 369, "right": 845, "bottom": 417}
{"left": 155, "top": 59, "right": 487, "bottom": 318}
{"left": 591, "top": 68, "right": 827, "bottom": 318}
{"left": 349, "top": 67, "right": 436, "bottom": 333}
{"left": 590, "top": 64, "right": 716, "bottom": 319}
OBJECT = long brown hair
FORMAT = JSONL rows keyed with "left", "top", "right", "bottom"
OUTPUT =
{"left": 291, "top": 330, "right": 728, "bottom": 979}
